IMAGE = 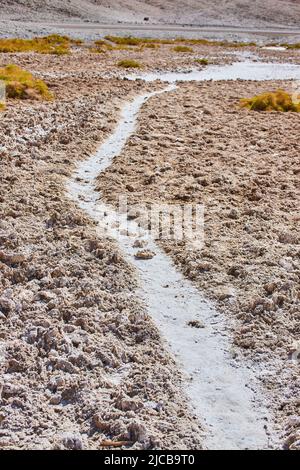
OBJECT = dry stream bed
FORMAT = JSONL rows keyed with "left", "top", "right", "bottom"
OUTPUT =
{"left": 0, "top": 46, "right": 300, "bottom": 450}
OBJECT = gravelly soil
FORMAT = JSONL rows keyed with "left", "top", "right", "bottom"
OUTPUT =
{"left": 0, "top": 45, "right": 299, "bottom": 449}
{"left": 96, "top": 79, "right": 300, "bottom": 449}
{"left": 1, "top": 1, "right": 300, "bottom": 28}
{"left": 0, "top": 61, "right": 204, "bottom": 450}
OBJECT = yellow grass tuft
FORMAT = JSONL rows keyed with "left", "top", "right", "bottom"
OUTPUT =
{"left": 173, "top": 45, "right": 193, "bottom": 53}
{"left": 0, "top": 35, "right": 81, "bottom": 54}
{"left": 105, "top": 35, "right": 154, "bottom": 46}
{"left": 144, "top": 43, "right": 160, "bottom": 49}
{"left": 105, "top": 35, "right": 176, "bottom": 46}
{"left": 102, "top": 35, "right": 256, "bottom": 49}
{"left": 177, "top": 38, "right": 256, "bottom": 47}
{"left": 89, "top": 46, "right": 108, "bottom": 54}
{"left": 117, "top": 59, "right": 143, "bottom": 69}
{"left": 0, "top": 64, "right": 53, "bottom": 101}
{"left": 195, "top": 58, "right": 209, "bottom": 65}
{"left": 285, "top": 43, "right": 300, "bottom": 49}
{"left": 240, "top": 89, "right": 300, "bottom": 112}
{"left": 0, "top": 101, "right": 6, "bottom": 111}
{"left": 90, "top": 40, "right": 131, "bottom": 53}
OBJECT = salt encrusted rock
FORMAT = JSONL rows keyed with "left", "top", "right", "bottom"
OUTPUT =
{"left": 134, "top": 250, "right": 155, "bottom": 260}
{"left": 60, "top": 433, "right": 84, "bottom": 450}
{"left": 132, "top": 239, "right": 147, "bottom": 248}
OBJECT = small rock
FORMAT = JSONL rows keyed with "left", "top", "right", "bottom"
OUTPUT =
{"left": 61, "top": 432, "right": 83, "bottom": 450}
{"left": 187, "top": 320, "right": 205, "bottom": 329}
{"left": 127, "top": 209, "right": 140, "bottom": 220}
{"left": 228, "top": 208, "right": 239, "bottom": 219}
{"left": 49, "top": 394, "right": 62, "bottom": 405}
{"left": 134, "top": 250, "right": 155, "bottom": 260}
{"left": 133, "top": 239, "right": 147, "bottom": 248}
{"left": 215, "top": 287, "right": 235, "bottom": 300}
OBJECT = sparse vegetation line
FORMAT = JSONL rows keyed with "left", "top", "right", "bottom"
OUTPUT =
{"left": 0, "top": 35, "right": 81, "bottom": 54}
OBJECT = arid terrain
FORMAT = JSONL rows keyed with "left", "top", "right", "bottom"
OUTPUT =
{"left": 96, "top": 75, "right": 300, "bottom": 449}
{"left": 1, "top": 0, "right": 300, "bottom": 27}
{"left": 1, "top": 1, "right": 300, "bottom": 44}
{"left": 0, "top": 35, "right": 299, "bottom": 450}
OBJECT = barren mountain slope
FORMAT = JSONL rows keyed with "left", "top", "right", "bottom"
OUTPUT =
{"left": 1, "top": 0, "right": 300, "bottom": 27}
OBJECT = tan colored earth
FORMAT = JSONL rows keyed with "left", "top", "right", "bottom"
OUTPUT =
{"left": 0, "top": 41, "right": 299, "bottom": 449}
{"left": 1, "top": 1, "right": 300, "bottom": 28}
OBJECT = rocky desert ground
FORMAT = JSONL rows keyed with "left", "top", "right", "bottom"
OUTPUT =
{"left": 1, "top": 0, "right": 300, "bottom": 27}
{"left": 0, "top": 31, "right": 299, "bottom": 451}
{"left": 97, "top": 75, "right": 300, "bottom": 448}
{"left": 1, "top": 1, "right": 300, "bottom": 44}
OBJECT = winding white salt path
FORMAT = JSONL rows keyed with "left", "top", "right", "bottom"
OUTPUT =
{"left": 67, "top": 62, "right": 300, "bottom": 449}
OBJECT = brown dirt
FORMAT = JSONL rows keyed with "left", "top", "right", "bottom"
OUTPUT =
{"left": 0, "top": 56, "right": 204, "bottom": 450}
{"left": 96, "top": 79, "right": 300, "bottom": 449}
{"left": 1, "top": 1, "right": 300, "bottom": 28}
{"left": 0, "top": 44, "right": 299, "bottom": 450}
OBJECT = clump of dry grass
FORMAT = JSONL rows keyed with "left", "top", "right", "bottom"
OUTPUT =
{"left": 117, "top": 59, "right": 143, "bottom": 69}
{"left": 89, "top": 45, "right": 109, "bottom": 54}
{"left": 103, "top": 35, "right": 256, "bottom": 49}
{"left": 177, "top": 38, "right": 256, "bottom": 47}
{"left": 0, "top": 101, "right": 6, "bottom": 111}
{"left": 105, "top": 35, "right": 143, "bottom": 46}
{"left": 94, "top": 39, "right": 107, "bottom": 46}
{"left": 105, "top": 35, "right": 175, "bottom": 46}
{"left": 195, "top": 58, "right": 209, "bottom": 65}
{"left": 240, "top": 89, "right": 300, "bottom": 112}
{"left": 144, "top": 43, "right": 160, "bottom": 49}
{"left": 0, "top": 34, "right": 81, "bottom": 54}
{"left": 173, "top": 45, "right": 193, "bottom": 53}
{"left": 90, "top": 39, "right": 131, "bottom": 53}
{"left": 285, "top": 43, "right": 300, "bottom": 49}
{"left": 0, "top": 64, "right": 53, "bottom": 101}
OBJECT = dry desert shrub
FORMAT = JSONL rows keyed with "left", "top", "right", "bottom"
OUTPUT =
{"left": 240, "top": 89, "right": 300, "bottom": 112}
{"left": 104, "top": 35, "right": 169, "bottom": 46}
{"left": 0, "top": 64, "right": 53, "bottom": 101}
{"left": 117, "top": 59, "right": 143, "bottom": 69}
{"left": 177, "top": 38, "right": 256, "bottom": 47}
{"left": 144, "top": 43, "right": 160, "bottom": 49}
{"left": 90, "top": 39, "right": 131, "bottom": 53}
{"left": 0, "top": 34, "right": 80, "bottom": 55}
{"left": 173, "top": 45, "right": 194, "bottom": 53}
{"left": 105, "top": 35, "right": 256, "bottom": 48}
{"left": 105, "top": 35, "right": 143, "bottom": 46}
{"left": 195, "top": 58, "right": 209, "bottom": 65}
{"left": 284, "top": 42, "right": 300, "bottom": 49}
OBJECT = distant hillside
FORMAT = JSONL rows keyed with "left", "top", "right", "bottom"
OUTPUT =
{"left": 1, "top": 0, "right": 300, "bottom": 27}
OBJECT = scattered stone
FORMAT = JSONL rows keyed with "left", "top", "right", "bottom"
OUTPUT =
{"left": 187, "top": 320, "right": 205, "bottom": 329}
{"left": 133, "top": 239, "right": 147, "bottom": 248}
{"left": 134, "top": 250, "right": 155, "bottom": 260}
